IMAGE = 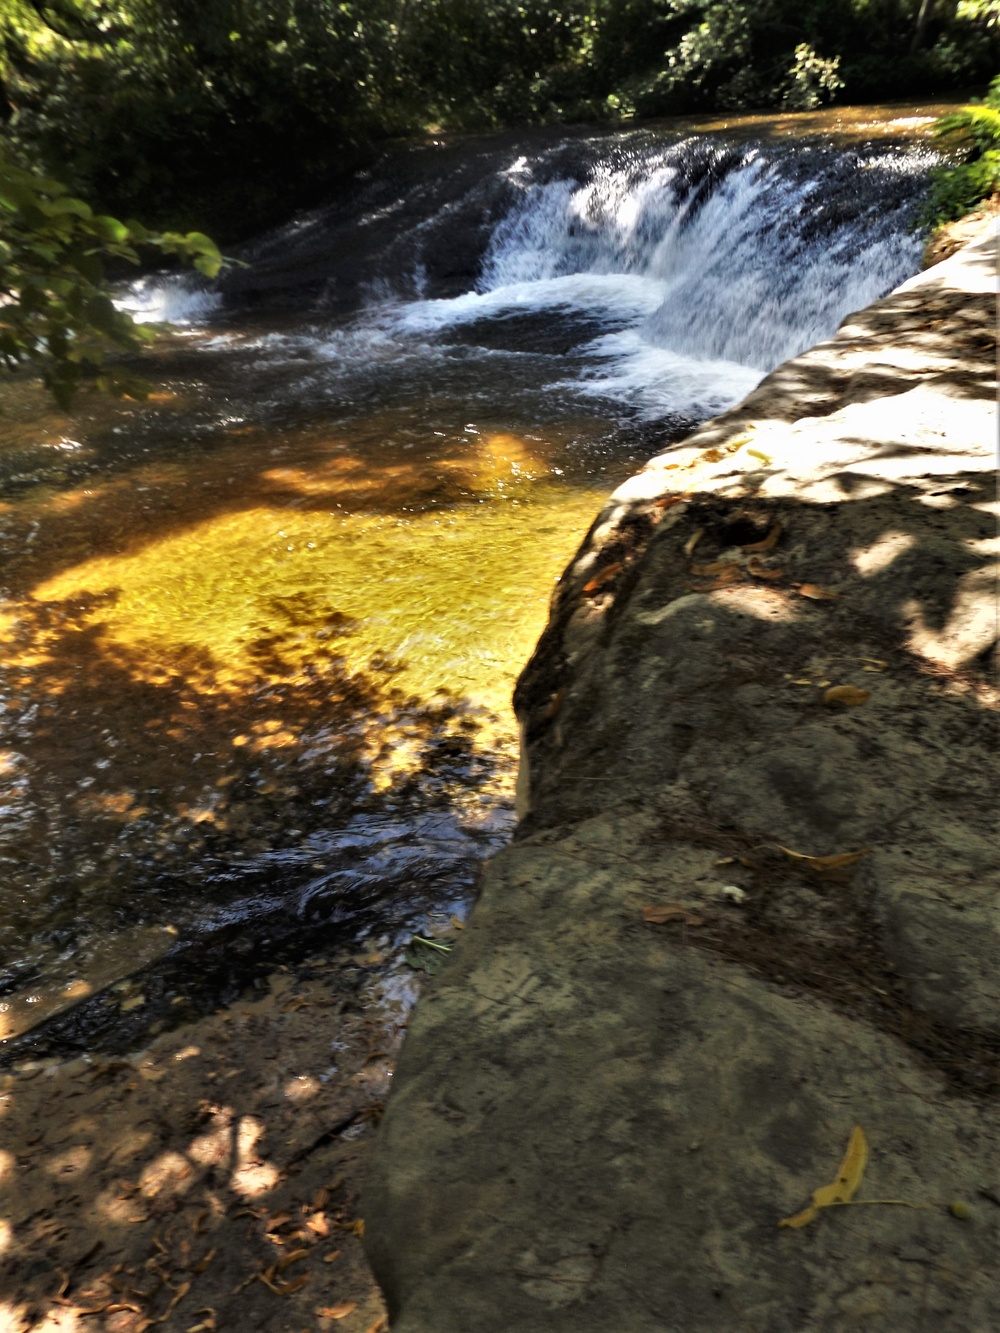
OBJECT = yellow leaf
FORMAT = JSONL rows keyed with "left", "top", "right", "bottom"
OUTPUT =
{"left": 745, "top": 447, "right": 773, "bottom": 465}
{"left": 777, "top": 846, "right": 870, "bottom": 873}
{"left": 823, "top": 685, "right": 870, "bottom": 707}
{"left": 642, "top": 904, "right": 706, "bottom": 926}
{"left": 780, "top": 1125, "right": 868, "bottom": 1228}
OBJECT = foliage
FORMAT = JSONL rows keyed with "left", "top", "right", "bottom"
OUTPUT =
{"left": 1, "top": 2, "right": 999, "bottom": 243}
{"left": 923, "top": 72, "right": 1000, "bottom": 222}
{"left": 0, "top": 144, "right": 222, "bottom": 406}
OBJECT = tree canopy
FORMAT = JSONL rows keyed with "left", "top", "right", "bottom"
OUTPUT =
{"left": 2, "top": 1, "right": 998, "bottom": 241}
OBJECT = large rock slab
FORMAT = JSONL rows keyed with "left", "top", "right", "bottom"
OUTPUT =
{"left": 365, "top": 226, "right": 999, "bottom": 1330}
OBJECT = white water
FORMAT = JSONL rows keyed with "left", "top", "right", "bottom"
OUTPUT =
{"left": 130, "top": 136, "right": 930, "bottom": 427}
{"left": 392, "top": 142, "right": 926, "bottom": 419}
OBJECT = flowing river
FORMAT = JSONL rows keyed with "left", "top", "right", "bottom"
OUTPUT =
{"left": 0, "top": 103, "right": 945, "bottom": 1057}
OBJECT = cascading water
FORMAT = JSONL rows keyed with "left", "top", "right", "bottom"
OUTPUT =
{"left": 1, "top": 118, "right": 936, "bottom": 1057}
{"left": 383, "top": 137, "right": 928, "bottom": 420}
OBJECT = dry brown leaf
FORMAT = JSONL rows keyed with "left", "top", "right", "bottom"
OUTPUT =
{"left": 823, "top": 685, "right": 870, "bottom": 707}
{"left": 312, "top": 1187, "right": 330, "bottom": 1210}
{"left": 157, "top": 1280, "right": 192, "bottom": 1323}
{"left": 795, "top": 583, "right": 840, "bottom": 601}
{"left": 365, "top": 1322, "right": 389, "bottom": 1333}
{"left": 582, "top": 561, "right": 623, "bottom": 594}
{"left": 858, "top": 657, "right": 888, "bottom": 671}
{"left": 317, "top": 1303, "right": 358, "bottom": 1320}
{"left": 745, "top": 556, "right": 784, "bottom": 580}
{"left": 652, "top": 492, "right": 687, "bottom": 508}
{"left": 777, "top": 846, "right": 870, "bottom": 873}
{"left": 275, "top": 1273, "right": 311, "bottom": 1296}
{"left": 306, "top": 1212, "right": 330, "bottom": 1236}
{"left": 642, "top": 904, "right": 706, "bottom": 927}
{"left": 323, "top": 1250, "right": 342, "bottom": 1264}
{"left": 277, "top": 1249, "right": 310, "bottom": 1273}
{"left": 191, "top": 1248, "right": 216, "bottom": 1275}
{"left": 741, "top": 521, "right": 783, "bottom": 553}
{"left": 266, "top": 1212, "right": 292, "bottom": 1231}
{"left": 779, "top": 1125, "right": 868, "bottom": 1229}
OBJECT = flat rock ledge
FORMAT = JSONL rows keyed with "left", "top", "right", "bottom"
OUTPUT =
{"left": 365, "top": 226, "right": 999, "bottom": 1332}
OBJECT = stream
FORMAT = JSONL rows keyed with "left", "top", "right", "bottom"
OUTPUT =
{"left": 0, "top": 103, "right": 943, "bottom": 1059}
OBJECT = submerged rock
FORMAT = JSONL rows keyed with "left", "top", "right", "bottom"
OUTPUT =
{"left": 364, "top": 225, "right": 999, "bottom": 1331}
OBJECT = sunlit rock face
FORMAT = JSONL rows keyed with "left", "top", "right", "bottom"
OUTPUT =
{"left": 364, "top": 228, "right": 1000, "bottom": 1333}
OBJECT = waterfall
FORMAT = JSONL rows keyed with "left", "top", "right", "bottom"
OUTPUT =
{"left": 136, "top": 130, "right": 932, "bottom": 427}
{"left": 392, "top": 136, "right": 930, "bottom": 420}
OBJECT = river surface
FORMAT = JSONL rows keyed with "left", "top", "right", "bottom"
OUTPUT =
{"left": 0, "top": 101, "right": 949, "bottom": 1056}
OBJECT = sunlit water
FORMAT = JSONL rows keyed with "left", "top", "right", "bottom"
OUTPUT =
{"left": 0, "top": 103, "right": 943, "bottom": 1052}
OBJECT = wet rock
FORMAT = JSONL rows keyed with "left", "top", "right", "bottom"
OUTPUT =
{"left": 365, "top": 227, "right": 1000, "bottom": 1329}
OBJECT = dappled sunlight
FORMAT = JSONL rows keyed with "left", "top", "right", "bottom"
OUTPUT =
{"left": 0, "top": 949, "right": 407, "bottom": 1327}
{"left": 26, "top": 478, "right": 605, "bottom": 722}
{"left": 852, "top": 530, "right": 918, "bottom": 575}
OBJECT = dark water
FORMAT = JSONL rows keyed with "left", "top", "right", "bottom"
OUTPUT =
{"left": 0, "top": 104, "right": 941, "bottom": 1057}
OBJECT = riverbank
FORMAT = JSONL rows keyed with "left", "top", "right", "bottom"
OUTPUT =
{"left": 363, "top": 220, "right": 998, "bottom": 1330}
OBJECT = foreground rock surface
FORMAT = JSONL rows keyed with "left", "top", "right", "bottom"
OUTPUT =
{"left": 365, "top": 227, "right": 999, "bottom": 1331}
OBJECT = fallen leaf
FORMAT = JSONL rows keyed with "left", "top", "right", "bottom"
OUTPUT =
{"left": 120, "top": 995, "right": 146, "bottom": 1012}
{"left": 305, "top": 1212, "right": 330, "bottom": 1236}
{"left": 858, "top": 657, "right": 888, "bottom": 671}
{"left": 642, "top": 904, "right": 706, "bottom": 927}
{"left": 317, "top": 1303, "right": 358, "bottom": 1320}
{"left": 777, "top": 846, "right": 870, "bottom": 873}
{"left": 741, "top": 521, "right": 783, "bottom": 553}
{"left": 276, "top": 1273, "right": 311, "bottom": 1296}
{"left": 688, "top": 567, "right": 743, "bottom": 590}
{"left": 652, "top": 493, "right": 686, "bottom": 508}
{"left": 795, "top": 583, "right": 840, "bottom": 601}
{"left": 277, "top": 1249, "right": 310, "bottom": 1273}
{"left": 823, "top": 685, "right": 870, "bottom": 707}
{"left": 191, "top": 1248, "right": 216, "bottom": 1274}
{"left": 582, "top": 561, "right": 623, "bottom": 594}
{"left": 701, "top": 447, "right": 725, "bottom": 462}
{"left": 779, "top": 1125, "right": 868, "bottom": 1228}
{"left": 365, "top": 1321, "right": 389, "bottom": 1333}
{"left": 266, "top": 1213, "right": 293, "bottom": 1231}
{"left": 744, "top": 447, "right": 773, "bottom": 465}
{"left": 745, "top": 556, "right": 784, "bottom": 580}
{"left": 312, "top": 1187, "right": 330, "bottom": 1210}
{"left": 322, "top": 1250, "right": 342, "bottom": 1264}
{"left": 157, "top": 1280, "right": 192, "bottom": 1322}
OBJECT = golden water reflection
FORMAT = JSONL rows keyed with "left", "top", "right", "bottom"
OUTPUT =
{"left": 0, "top": 390, "right": 625, "bottom": 1017}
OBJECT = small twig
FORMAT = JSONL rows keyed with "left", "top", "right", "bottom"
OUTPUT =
{"left": 828, "top": 1199, "right": 928, "bottom": 1210}
{"left": 411, "top": 935, "right": 451, "bottom": 953}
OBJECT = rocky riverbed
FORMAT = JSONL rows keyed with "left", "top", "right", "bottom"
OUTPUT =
{"left": 364, "top": 221, "right": 999, "bottom": 1332}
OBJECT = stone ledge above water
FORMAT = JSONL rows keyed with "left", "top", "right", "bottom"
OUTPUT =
{"left": 364, "top": 223, "right": 1000, "bottom": 1332}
